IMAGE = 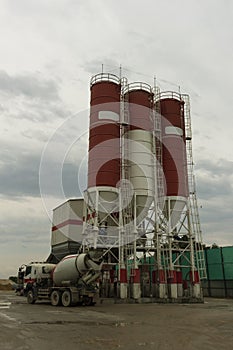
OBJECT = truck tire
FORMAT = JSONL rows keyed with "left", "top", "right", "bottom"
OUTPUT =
{"left": 27, "top": 290, "right": 36, "bottom": 304}
{"left": 51, "top": 290, "right": 61, "bottom": 306}
{"left": 61, "top": 290, "right": 71, "bottom": 307}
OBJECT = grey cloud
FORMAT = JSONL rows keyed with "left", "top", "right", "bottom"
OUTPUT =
{"left": 195, "top": 158, "right": 233, "bottom": 200}
{"left": 196, "top": 175, "right": 232, "bottom": 200}
{"left": 40, "top": 159, "right": 86, "bottom": 200}
{"left": 0, "top": 215, "right": 51, "bottom": 248}
{"left": 198, "top": 196, "right": 233, "bottom": 245}
{"left": 200, "top": 201, "right": 233, "bottom": 224}
{"left": 13, "top": 101, "right": 71, "bottom": 123}
{"left": 196, "top": 158, "right": 233, "bottom": 177}
{"left": 1, "top": 91, "right": 72, "bottom": 125}
{"left": 0, "top": 70, "right": 72, "bottom": 128}
{"left": 62, "top": 162, "right": 87, "bottom": 198}
{"left": 0, "top": 103, "right": 6, "bottom": 112}
{"left": 0, "top": 70, "right": 59, "bottom": 101}
{"left": 21, "top": 129, "right": 51, "bottom": 143}
{"left": 83, "top": 58, "right": 120, "bottom": 75}
{"left": 194, "top": 157, "right": 233, "bottom": 245}
{"left": 0, "top": 153, "right": 41, "bottom": 198}
{"left": 0, "top": 107, "right": 89, "bottom": 200}
{"left": 0, "top": 151, "right": 87, "bottom": 199}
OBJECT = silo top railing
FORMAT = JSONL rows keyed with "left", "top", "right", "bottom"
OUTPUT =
{"left": 122, "top": 82, "right": 152, "bottom": 95}
{"left": 155, "top": 91, "right": 182, "bottom": 102}
{"left": 90, "top": 73, "right": 120, "bottom": 87}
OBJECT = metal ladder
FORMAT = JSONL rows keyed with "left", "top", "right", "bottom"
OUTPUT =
{"left": 119, "top": 80, "right": 134, "bottom": 261}
{"left": 183, "top": 94, "right": 206, "bottom": 279}
{"left": 154, "top": 87, "right": 164, "bottom": 203}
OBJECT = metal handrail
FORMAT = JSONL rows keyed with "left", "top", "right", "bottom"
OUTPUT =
{"left": 155, "top": 90, "right": 182, "bottom": 102}
{"left": 90, "top": 73, "right": 120, "bottom": 87}
{"left": 122, "top": 81, "right": 152, "bottom": 95}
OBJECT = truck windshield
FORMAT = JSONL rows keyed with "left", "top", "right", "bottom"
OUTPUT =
{"left": 25, "top": 266, "right": 32, "bottom": 276}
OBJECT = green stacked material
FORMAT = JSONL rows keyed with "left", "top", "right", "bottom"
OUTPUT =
{"left": 205, "top": 248, "right": 224, "bottom": 280}
{"left": 222, "top": 247, "right": 233, "bottom": 280}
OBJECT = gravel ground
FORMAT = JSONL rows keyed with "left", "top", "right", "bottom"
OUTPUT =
{"left": 0, "top": 291, "right": 233, "bottom": 350}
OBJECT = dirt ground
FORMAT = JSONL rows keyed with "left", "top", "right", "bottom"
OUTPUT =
{"left": 0, "top": 291, "right": 233, "bottom": 350}
{"left": 0, "top": 279, "right": 15, "bottom": 291}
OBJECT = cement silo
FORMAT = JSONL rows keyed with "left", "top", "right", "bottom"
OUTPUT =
{"left": 159, "top": 92, "right": 188, "bottom": 229}
{"left": 123, "top": 82, "right": 154, "bottom": 226}
{"left": 84, "top": 73, "right": 121, "bottom": 247}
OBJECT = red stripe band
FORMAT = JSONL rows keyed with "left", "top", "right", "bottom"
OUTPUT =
{"left": 120, "top": 269, "right": 127, "bottom": 283}
{"left": 131, "top": 269, "right": 140, "bottom": 283}
{"left": 52, "top": 219, "right": 83, "bottom": 231}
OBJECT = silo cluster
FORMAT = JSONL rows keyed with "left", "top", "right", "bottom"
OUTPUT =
{"left": 85, "top": 73, "right": 188, "bottom": 232}
{"left": 50, "top": 71, "right": 204, "bottom": 302}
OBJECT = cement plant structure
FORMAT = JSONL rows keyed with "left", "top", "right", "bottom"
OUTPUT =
{"left": 50, "top": 71, "right": 206, "bottom": 303}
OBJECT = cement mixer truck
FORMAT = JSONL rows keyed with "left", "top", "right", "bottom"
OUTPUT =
{"left": 22, "top": 253, "right": 102, "bottom": 307}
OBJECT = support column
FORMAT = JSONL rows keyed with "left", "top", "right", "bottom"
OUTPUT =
{"left": 167, "top": 270, "right": 178, "bottom": 299}
{"left": 176, "top": 270, "right": 183, "bottom": 298}
{"left": 152, "top": 269, "right": 167, "bottom": 299}
{"left": 131, "top": 267, "right": 141, "bottom": 300}
{"left": 109, "top": 269, "right": 115, "bottom": 297}
{"left": 190, "top": 270, "right": 201, "bottom": 298}
{"left": 119, "top": 267, "right": 128, "bottom": 299}
{"left": 152, "top": 270, "right": 158, "bottom": 297}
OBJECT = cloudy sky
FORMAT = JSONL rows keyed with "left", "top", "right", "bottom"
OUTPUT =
{"left": 0, "top": 0, "right": 233, "bottom": 278}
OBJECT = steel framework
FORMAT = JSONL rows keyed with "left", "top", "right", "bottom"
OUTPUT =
{"left": 81, "top": 72, "right": 206, "bottom": 302}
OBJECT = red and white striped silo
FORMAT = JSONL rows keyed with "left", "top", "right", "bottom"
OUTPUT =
{"left": 121, "top": 82, "right": 154, "bottom": 299}
{"left": 88, "top": 74, "right": 121, "bottom": 189}
{"left": 86, "top": 73, "right": 121, "bottom": 236}
{"left": 124, "top": 82, "right": 154, "bottom": 226}
{"left": 159, "top": 92, "right": 188, "bottom": 229}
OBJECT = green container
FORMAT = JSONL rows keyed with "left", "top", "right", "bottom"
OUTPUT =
{"left": 221, "top": 247, "right": 233, "bottom": 279}
{"left": 206, "top": 248, "right": 223, "bottom": 280}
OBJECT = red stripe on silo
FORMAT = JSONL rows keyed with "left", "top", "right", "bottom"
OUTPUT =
{"left": 88, "top": 79, "right": 120, "bottom": 188}
{"left": 152, "top": 270, "right": 166, "bottom": 284}
{"left": 91, "top": 81, "right": 120, "bottom": 107}
{"left": 160, "top": 98, "right": 188, "bottom": 198}
{"left": 126, "top": 89, "right": 153, "bottom": 131}
{"left": 167, "top": 270, "right": 177, "bottom": 284}
{"left": 190, "top": 271, "right": 200, "bottom": 284}
{"left": 120, "top": 269, "right": 127, "bottom": 283}
{"left": 176, "top": 271, "right": 183, "bottom": 284}
{"left": 131, "top": 269, "right": 140, "bottom": 283}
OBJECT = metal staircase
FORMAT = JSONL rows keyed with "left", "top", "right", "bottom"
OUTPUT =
{"left": 154, "top": 87, "right": 164, "bottom": 203}
{"left": 182, "top": 94, "right": 206, "bottom": 279}
{"left": 119, "top": 80, "right": 135, "bottom": 268}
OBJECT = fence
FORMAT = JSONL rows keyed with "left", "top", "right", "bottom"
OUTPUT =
{"left": 202, "top": 246, "right": 233, "bottom": 298}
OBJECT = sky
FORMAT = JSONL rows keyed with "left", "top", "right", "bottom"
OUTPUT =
{"left": 0, "top": 0, "right": 233, "bottom": 278}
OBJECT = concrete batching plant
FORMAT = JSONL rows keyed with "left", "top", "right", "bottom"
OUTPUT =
{"left": 49, "top": 71, "right": 206, "bottom": 303}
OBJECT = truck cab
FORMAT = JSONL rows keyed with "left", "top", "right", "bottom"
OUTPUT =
{"left": 23, "top": 263, "right": 56, "bottom": 294}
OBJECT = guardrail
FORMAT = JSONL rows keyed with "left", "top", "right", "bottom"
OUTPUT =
{"left": 90, "top": 73, "right": 120, "bottom": 87}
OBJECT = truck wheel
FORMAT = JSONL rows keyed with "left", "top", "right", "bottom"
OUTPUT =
{"left": 27, "top": 290, "right": 36, "bottom": 304}
{"left": 51, "top": 290, "right": 61, "bottom": 306}
{"left": 61, "top": 290, "right": 71, "bottom": 307}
